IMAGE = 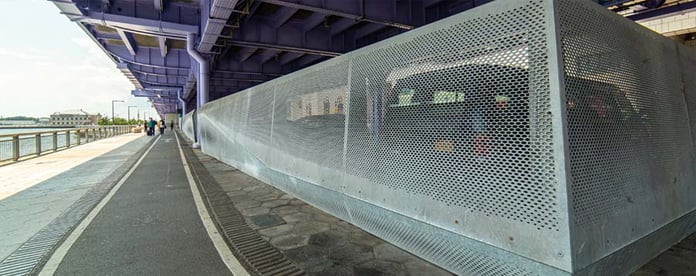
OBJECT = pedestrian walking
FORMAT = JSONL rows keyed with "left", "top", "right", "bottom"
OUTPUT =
{"left": 148, "top": 118, "right": 156, "bottom": 136}
{"left": 159, "top": 119, "right": 166, "bottom": 135}
{"left": 143, "top": 121, "right": 148, "bottom": 135}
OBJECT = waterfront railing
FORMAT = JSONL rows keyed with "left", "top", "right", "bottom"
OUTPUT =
{"left": 0, "top": 125, "right": 137, "bottom": 166}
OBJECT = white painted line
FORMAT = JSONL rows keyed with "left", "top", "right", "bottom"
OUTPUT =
{"left": 39, "top": 136, "right": 161, "bottom": 276}
{"left": 174, "top": 132, "right": 250, "bottom": 276}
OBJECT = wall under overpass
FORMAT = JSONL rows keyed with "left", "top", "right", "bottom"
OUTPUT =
{"left": 183, "top": 0, "right": 696, "bottom": 274}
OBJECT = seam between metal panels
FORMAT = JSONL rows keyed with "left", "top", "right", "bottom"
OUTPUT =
{"left": 178, "top": 133, "right": 304, "bottom": 276}
{"left": 674, "top": 44, "right": 696, "bottom": 157}
{"left": 0, "top": 137, "right": 156, "bottom": 276}
{"left": 545, "top": 0, "right": 576, "bottom": 271}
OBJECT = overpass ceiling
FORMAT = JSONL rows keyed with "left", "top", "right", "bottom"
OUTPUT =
{"left": 50, "top": 0, "right": 681, "bottom": 116}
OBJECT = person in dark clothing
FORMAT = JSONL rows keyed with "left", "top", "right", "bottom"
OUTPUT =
{"left": 143, "top": 121, "right": 149, "bottom": 135}
{"left": 159, "top": 119, "right": 166, "bottom": 135}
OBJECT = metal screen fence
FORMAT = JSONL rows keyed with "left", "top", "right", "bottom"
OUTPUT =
{"left": 557, "top": 0, "right": 696, "bottom": 273}
{"left": 0, "top": 139, "right": 12, "bottom": 162}
{"left": 182, "top": 111, "right": 195, "bottom": 142}
{"left": 185, "top": 0, "right": 696, "bottom": 274}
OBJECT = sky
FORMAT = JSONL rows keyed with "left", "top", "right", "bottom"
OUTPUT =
{"left": 0, "top": 0, "right": 158, "bottom": 120}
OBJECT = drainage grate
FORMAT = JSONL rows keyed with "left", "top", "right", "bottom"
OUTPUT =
{"left": 179, "top": 133, "right": 304, "bottom": 276}
{"left": 0, "top": 138, "right": 155, "bottom": 276}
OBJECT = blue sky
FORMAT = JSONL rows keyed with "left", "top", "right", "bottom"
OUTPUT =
{"left": 0, "top": 0, "right": 158, "bottom": 119}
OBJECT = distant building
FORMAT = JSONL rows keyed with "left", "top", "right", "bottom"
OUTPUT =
{"left": 38, "top": 117, "right": 51, "bottom": 125}
{"left": 50, "top": 110, "right": 100, "bottom": 126}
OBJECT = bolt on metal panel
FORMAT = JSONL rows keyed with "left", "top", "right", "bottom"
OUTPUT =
{"left": 189, "top": 0, "right": 696, "bottom": 274}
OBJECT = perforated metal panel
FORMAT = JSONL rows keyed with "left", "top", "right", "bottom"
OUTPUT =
{"left": 556, "top": 0, "right": 696, "bottom": 272}
{"left": 182, "top": 111, "right": 195, "bottom": 142}
{"left": 193, "top": 0, "right": 696, "bottom": 274}
{"left": 197, "top": 0, "right": 573, "bottom": 274}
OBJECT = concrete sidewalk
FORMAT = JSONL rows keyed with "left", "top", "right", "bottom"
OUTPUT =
{"left": 0, "top": 133, "right": 149, "bottom": 263}
{"left": 49, "top": 131, "right": 232, "bottom": 275}
{"left": 0, "top": 133, "right": 145, "bottom": 200}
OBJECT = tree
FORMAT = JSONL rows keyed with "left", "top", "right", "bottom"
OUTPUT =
{"left": 98, "top": 116, "right": 110, "bottom": 125}
{"left": 98, "top": 116, "right": 142, "bottom": 125}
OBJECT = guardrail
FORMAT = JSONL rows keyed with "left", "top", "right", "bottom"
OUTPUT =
{"left": 0, "top": 125, "right": 137, "bottom": 166}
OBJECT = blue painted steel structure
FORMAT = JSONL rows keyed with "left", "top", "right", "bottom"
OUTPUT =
{"left": 49, "top": 0, "right": 674, "bottom": 117}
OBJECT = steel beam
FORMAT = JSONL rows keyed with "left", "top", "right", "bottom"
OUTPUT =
{"left": 255, "top": 0, "right": 413, "bottom": 29}
{"left": 238, "top": 47, "right": 258, "bottom": 62}
{"left": 259, "top": 50, "right": 279, "bottom": 64}
{"left": 279, "top": 52, "right": 304, "bottom": 64}
{"left": 117, "top": 29, "right": 138, "bottom": 56}
{"left": 330, "top": 18, "right": 358, "bottom": 36}
{"left": 226, "top": 40, "right": 340, "bottom": 57}
{"left": 77, "top": 11, "right": 197, "bottom": 39}
{"left": 275, "top": 6, "right": 299, "bottom": 27}
{"left": 303, "top": 12, "right": 326, "bottom": 32}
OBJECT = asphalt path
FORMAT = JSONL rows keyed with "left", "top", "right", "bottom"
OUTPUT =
{"left": 52, "top": 131, "right": 232, "bottom": 275}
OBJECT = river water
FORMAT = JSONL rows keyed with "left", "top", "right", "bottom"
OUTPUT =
{"left": 0, "top": 128, "right": 77, "bottom": 162}
{"left": 0, "top": 128, "right": 72, "bottom": 136}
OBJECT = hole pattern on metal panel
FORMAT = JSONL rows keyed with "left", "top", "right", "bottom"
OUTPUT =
{"left": 558, "top": 1, "right": 690, "bottom": 225}
{"left": 271, "top": 62, "right": 349, "bottom": 180}
{"left": 346, "top": 0, "right": 559, "bottom": 230}
{"left": 245, "top": 84, "right": 275, "bottom": 160}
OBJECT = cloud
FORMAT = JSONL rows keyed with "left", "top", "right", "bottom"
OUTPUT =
{"left": 0, "top": 48, "right": 47, "bottom": 61}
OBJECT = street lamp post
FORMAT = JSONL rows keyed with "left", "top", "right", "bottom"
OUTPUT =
{"left": 128, "top": 106, "right": 137, "bottom": 124}
{"left": 112, "top": 100, "right": 124, "bottom": 125}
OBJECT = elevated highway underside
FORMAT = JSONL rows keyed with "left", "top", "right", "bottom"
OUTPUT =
{"left": 45, "top": 0, "right": 696, "bottom": 275}
{"left": 49, "top": 0, "right": 687, "bottom": 118}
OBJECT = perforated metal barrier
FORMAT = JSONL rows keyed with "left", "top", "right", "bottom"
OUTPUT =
{"left": 183, "top": 0, "right": 696, "bottom": 274}
{"left": 182, "top": 111, "right": 195, "bottom": 142}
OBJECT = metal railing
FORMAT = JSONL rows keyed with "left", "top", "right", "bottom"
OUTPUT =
{"left": 0, "top": 125, "right": 136, "bottom": 166}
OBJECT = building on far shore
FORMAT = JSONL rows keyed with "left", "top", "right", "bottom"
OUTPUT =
{"left": 50, "top": 110, "right": 100, "bottom": 126}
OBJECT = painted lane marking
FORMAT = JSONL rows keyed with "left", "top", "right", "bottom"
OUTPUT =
{"left": 174, "top": 132, "right": 249, "bottom": 276}
{"left": 39, "top": 135, "right": 161, "bottom": 275}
